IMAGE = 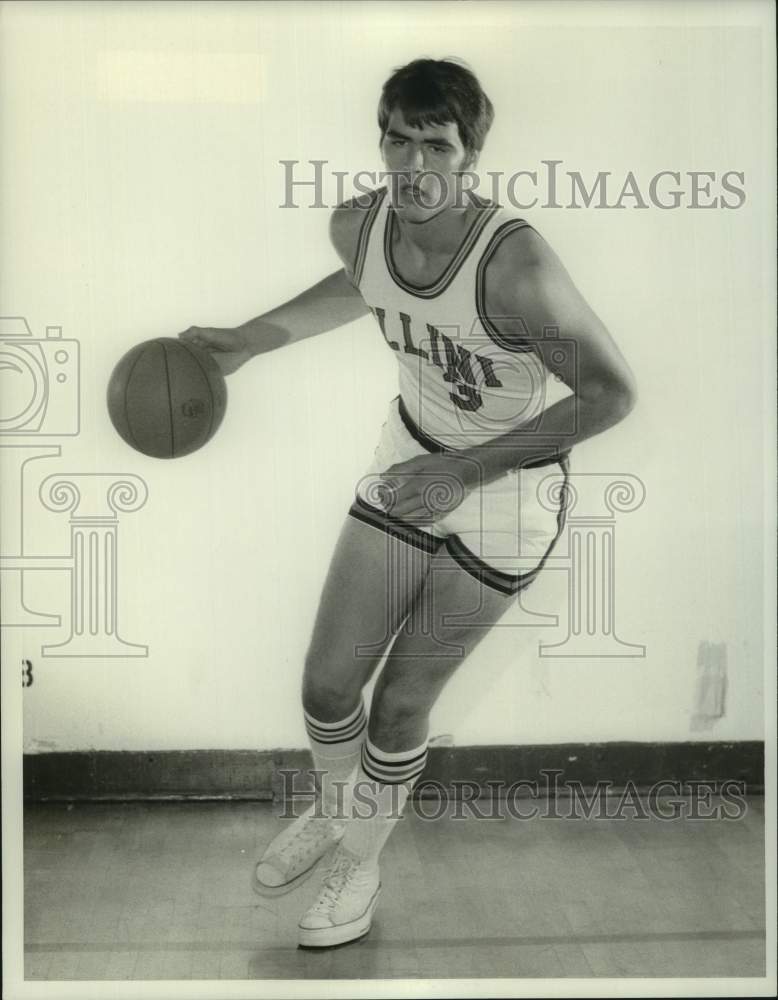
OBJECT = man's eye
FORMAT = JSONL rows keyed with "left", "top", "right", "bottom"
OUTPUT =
{"left": 391, "top": 139, "right": 406, "bottom": 147}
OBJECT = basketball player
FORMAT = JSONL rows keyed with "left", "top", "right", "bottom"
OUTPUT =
{"left": 179, "top": 58, "right": 637, "bottom": 948}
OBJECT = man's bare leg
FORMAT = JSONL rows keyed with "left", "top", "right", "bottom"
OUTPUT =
{"left": 297, "top": 546, "right": 518, "bottom": 945}
{"left": 255, "top": 517, "right": 433, "bottom": 896}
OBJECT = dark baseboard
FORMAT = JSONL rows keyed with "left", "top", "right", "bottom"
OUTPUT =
{"left": 23, "top": 741, "right": 764, "bottom": 802}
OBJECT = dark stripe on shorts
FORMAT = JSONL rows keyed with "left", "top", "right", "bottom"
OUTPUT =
{"left": 397, "top": 395, "right": 454, "bottom": 453}
{"left": 348, "top": 494, "right": 444, "bottom": 555}
{"left": 444, "top": 452, "right": 571, "bottom": 595}
{"left": 444, "top": 534, "right": 524, "bottom": 595}
{"left": 396, "top": 395, "right": 571, "bottom": 471}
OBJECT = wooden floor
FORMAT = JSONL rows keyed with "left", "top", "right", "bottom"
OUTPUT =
{"left": 24, "top": 796, "right": 766, "bottom": 981}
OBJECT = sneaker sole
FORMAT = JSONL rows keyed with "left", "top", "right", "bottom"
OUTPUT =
{"left": 297, "top": 883, "right": 381, "bottom": 949}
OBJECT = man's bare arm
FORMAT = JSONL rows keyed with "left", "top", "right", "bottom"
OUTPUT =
{"left": 178, "top": 203, "right": 370, "bottom": 374}
{"left": 237, "top": 267, "right": 368, "bottom": 356}
{"left": 458, "top": 226, "right": 638, "bottom": 481}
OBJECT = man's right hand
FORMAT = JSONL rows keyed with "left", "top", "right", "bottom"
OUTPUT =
{"left": 177, "top": 326, "right": 254, "bottom": 376}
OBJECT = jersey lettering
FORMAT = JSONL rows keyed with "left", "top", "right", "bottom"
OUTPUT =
{"left": 400, "top": 312, "right": 429, "bottom": 360}
{"left": 370, "top": 306, "right": 399, "bottom": 351}
{"left": 369, "top": 308, "right": 504, "bottom": 413}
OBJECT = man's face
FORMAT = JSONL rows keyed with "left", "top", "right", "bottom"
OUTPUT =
{"left": 380, "top": 109, "right": 473, "bottom": 221}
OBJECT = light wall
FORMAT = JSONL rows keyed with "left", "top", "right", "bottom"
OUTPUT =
{"left": 1, "top": 1, "right": 773, "bottom": 752}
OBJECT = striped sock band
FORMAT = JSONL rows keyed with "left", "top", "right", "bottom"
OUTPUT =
{"left": 303, "top": 701, "right": 368, "bottom": 817}
{"left": 360, "top": 735, "right": 429, "bottom": 786}
{"left": 304, "top": 700, "right": 367, "bottom": 746}
{"left": 339, "top": 735, "right": 429, "bottom": 865}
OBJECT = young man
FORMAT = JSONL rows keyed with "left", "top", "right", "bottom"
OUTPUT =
{"left": 180, "top": 58, "right": 637, "bottom": 948}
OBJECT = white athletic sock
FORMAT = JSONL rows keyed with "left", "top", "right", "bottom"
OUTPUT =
{"left": 339, "top": 735, "right": 429, "bottom": 868}
{"left": 304, "top": 701, "right": 367, "bottom": 818}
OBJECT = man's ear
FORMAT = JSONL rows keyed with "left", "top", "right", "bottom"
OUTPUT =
{"left": 462, "top": 149, "right": 480, "bottom": 172}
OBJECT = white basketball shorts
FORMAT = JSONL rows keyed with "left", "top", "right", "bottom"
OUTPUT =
{"left": 348, "top": 395, "right": 571, "bottom": 595}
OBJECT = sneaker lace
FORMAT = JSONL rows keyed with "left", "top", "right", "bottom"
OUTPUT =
{"left": 276, "top": 815, "right": 336, "bottom": 868}
{"left": 311, "top": 850, "right": 359, "bottom": 912}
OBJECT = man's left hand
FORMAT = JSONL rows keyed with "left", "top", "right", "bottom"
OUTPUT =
{"left": 379, "top": 453, "right": 481, "bottom": 523}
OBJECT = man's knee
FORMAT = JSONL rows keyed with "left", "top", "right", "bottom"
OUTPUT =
{"left": 301, "top": 653, "right": 362, "bottom": 719}
{"left": 373, "top": 660, "right": 455, "bottom": 720}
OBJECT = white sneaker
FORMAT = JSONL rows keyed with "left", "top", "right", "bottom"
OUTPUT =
{"left": 297, "top": 845, "right": 381, "bottom": 948}
{"left": 253, "top": 804, "right": 344, "bottom": 897}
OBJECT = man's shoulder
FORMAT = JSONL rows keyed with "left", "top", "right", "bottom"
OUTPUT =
{"left": 486, "top": 214, "right": 549, "bottom": 267}
{"left": 478, "top": 214, "right": 566, "bottom": 319}
{"left": 332, "top": 187, "right": 387, "bottom": 231}
{"left": 329, "top": 187, "right": 386, "bottom": 269}
{"left": 482, "top": 217, "right": 560, "bottom": 290}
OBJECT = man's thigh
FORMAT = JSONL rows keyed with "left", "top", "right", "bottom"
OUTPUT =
{"left": 305, "top": 514, "right": 433, "bottom": 675}
{"left": 388, "top": 545, "right": 518, "bottom": 665}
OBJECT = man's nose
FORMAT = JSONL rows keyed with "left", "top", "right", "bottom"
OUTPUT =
{"left": 405, "top": 144, "right": 425, "bottom": 174}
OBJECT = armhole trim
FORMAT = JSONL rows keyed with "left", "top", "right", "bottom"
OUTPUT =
{"left": 352, "top": 187, "right": 387, "bottom": 286}
{"left": 475, "top": 219, "right": 538, "bottom": 353}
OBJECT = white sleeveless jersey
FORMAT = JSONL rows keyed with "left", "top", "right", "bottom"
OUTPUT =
{"left": 354, "top": 188, "right": 548, "bottom": 450}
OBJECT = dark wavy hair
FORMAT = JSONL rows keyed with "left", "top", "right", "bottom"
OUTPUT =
{"left": 377, "top": 58, "right": 494, "bottom": 161}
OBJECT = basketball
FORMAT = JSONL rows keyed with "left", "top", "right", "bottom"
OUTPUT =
{"left": 107, "top": 337, "right": 227, "bottom": 458}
